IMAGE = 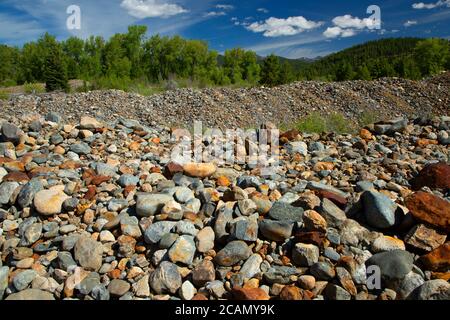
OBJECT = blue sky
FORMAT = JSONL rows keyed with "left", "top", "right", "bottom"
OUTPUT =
{"left": 1, "top": 0, "right": 449, "bottom": 58}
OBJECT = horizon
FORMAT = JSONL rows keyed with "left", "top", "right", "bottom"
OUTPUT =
{"left": 0, "top": 0, "right": 450, "bottom": 59}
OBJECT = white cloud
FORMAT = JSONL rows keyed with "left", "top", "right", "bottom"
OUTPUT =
{"left": 257, "top": 8, "right": 269, "bottom": 13}
{"left": 245, "top": 16, "right": 323, "bottom": 37}
{"left": 216, "top": 4, "right": 234, "bottom": 10}
{"left": 323, "top": 14, "right": 380, "bottom": 38}
{"left": 204, "top": 11, "right": 227, "bottom": 17}
{"left": 412, "top": 0, "right": 450, "bottom": 9}
{"left": 120, "top": 0, "right": 188, "bottom": 19}
{"left": 404, "top": 20, "right": 418, "bottom": 27}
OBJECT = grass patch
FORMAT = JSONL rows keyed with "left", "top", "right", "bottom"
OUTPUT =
{"left": 0, "top": 89, "right": 10, "bottom": 100}
{"left": 23, "top": 82, "right": 45, "bottom": 94}
{"left": 359, "top": 110, "right": 381, "bottom": 126}
{"left": 282, "top": 112, "right": 356, "bottom": 134}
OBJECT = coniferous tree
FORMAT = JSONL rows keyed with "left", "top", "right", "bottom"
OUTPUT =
{"left": 44, "top": 40, "right": 69, "bottom": 92}
{"left": 260, "top": 54, "right": 281, "bottom": 86}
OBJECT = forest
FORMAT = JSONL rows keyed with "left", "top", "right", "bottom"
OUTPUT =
{"left": 0, "top": 25, "right": 449, "bottom": 93}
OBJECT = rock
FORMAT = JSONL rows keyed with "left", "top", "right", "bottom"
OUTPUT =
{"left": 279, "top": 286, "right": 312, "bottom": 300}
{"left": 120, "top": 215, "right": 142, "bottom": 238}
{"left": 214, "top": 241, "right": 252, "bottom": 266}
{"left": 192, "top": 260, "right": 215, "bottom": 287}
{"left": 325, "top": 283, "right": 351, "bottom": 300}
{"left": 307, "top": 181, "right": 348, "bottom": 200}
{"left": 372, "top": 236, "right": 406, "bottom": 253}
{"left": 45, "top": 112, "right": 61, "bottom": 123}
{"left": 136, "top": 193, "right": 173, "bottom": 217}
{"left": 168, "top": 235, "right": 196, "bottom": 265}
{"left": 144, "top": 221, "right": 176, "bottom": 244}
{"left": 259, "top": 219, "right": 293, "bottom": 242}
{"left": 1, "top": 122, "right": 21, "bottom": 144}
{"left": 292, "top": 243, "right": 320, "bottom": 267}
{"left": 108, "top": 279, "right": 131, "bottom": 297}
{"left": 179, "top": 280, "right": 196, "bottom": 300}
{"left": 298, "top": 275, "right": 315, "bottom": 290}
{"left": 240, "top": 254, "right": 263, "bottom": 279}
{"left": 5, "top": 289, "right": 54, "bottom": 300}
{"left": 118, "top": 174, "right": 139, "bottom": 187}
{"left": 34, "top": 188, "right": 70, "bottom": 216}
{"left": 310, "top": 262, "right": 336, "bottom": 281}
{"left": 303, "top": 210, "right": 327, "bottom": 232}
{"left": 80, "top": 116, "right": 103, "bottom": 130}
{"left": 150, "top": 261, "right": 182, "bottom": 294}
{"left": 70, "top": 143, "right": 91, "bottom": 155}
{"left": 195, "top": 226, "right": 215, "bottom": 253}
{"left": 419, "top": 243, "right": 450, "bottom": 272}
{"left": 132, "top": 275, "right": 150, "bottom": 298}
{"left": 318, "top": 198, "right": 347, "bottom": 228}
{"left": 366, "top": 250, "right": 414, "bottom": 282}
{"left": 268, "top": 201, "right": 304, "bottom": 223}
{"left": 0, "top": 267, "right": 9, "bottom": 299}
{"left": 405, "top": 192, "right": 450, "bottom": 233}
{"left": 13, "top": 270, "right": 37, "bottom": 291}
{"left": 407, "top": 280, "right": 450, "bottom": 300}
{"left": 238, "top": 199, "right": 257, "bottom": 216}
{"left": 230, "top": 215, "right": 259, "bottom": 241}
{"left": 206, "top": 280, "right": 225, "bottom": 298}
{"left": 0, "top": 182, "right": 19, "bottom": 205}
{"left": 361, "top": 190, "right": 397, "bottom": 229}
{"left": 17, "top": 179, "right": 43, "bottom": 208}
{"left": 410, "top": 162, "right": 450, "bottom": 190}
{"left": 183, "top": 163, "right": 216, "bottom": 178}
{"left": 74, "top": 237, "right": 104, "bottom": 271}
{"left": 286, "top": 141, "right": 308, "bottom": 156}
{"left": 404, "top": 224, "right": 447, "bottom": 252}
{"left": 231, "top": 287, "right": 270, "bottom": 300}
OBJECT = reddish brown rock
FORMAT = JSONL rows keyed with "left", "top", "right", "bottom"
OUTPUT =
{"left": 315, "top": 190, "right": 348, "bottom": 208}
{"left": 191, "top": 293, "right": 208, "bottom": 300}
{"left": 280, "top": 129, "right": 299, "bottom": 144}
{"left": 404, "top": 224, "right": 447, "bottom": 252}
{"left": 410, "top": 162, "right": 450, "bottom": 190}
{"left": 164, "top": 161, "right": 184, "bottom": 178}
{"left": 405, "top": 192, "right": 450, "bottom": 232}
{"left": 84, "top": 185, "right": 97, "bottom": 201}
{"left": 294, "top": 231, "right": 326, "bottom": 247}
{"left": 231, "top": 287, "right": 270, "bottom": 300}
{"left": 3, "top": 172, "right": 30, "bottom": 182}
{"left": 420, "top": 243, "right": 450, "bottom": 271}
{"left": 279, "top": 286, "right": 313, "bottom": 300}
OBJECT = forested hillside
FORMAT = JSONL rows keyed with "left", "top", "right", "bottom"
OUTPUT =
{"left": 0, "top": 25, "right": 449, "bottom": 93}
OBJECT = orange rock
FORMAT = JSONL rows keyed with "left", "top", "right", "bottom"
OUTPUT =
{"left": 359, "top": 129, "right": 373, "bottom": 140}
{"left": 90, "top": 175, "right": 111, "bottom": 186}
{"left": 216, "top": 176, "right": 231, "bottom": 187}
{"left": 279, "top": 286, "right": 313, "bottom": 300}
{"left": 151, "top": 137, "right": 160, "bottom": 144}
{"left": 192, "top": 293, "right": 208, "bottom": 300}
{"left": 3, "top": 161, "right": 25, "bottom": 172}
{"left": 405, "top": 191, "right": 450, "bottom": 232}
{"left": 108, "top": 269, "right": 122, "bottom": 279}
{"left": 183, "top": 163, "right": 216, "bottom": 178}
{"left": 60, "top": 161, "right": 83, "bottom": 170}
{"left": 84, "top": 185, "right": 97, "bottom": 201}
{"left": 231, "top": 287, "right": 270, "bottom": 300}
{"left": 416, "top": 138, "right": 438, "bottom": 148}
{"left": 280, "top": 129, "right": 299, "bottom": 144}
{"left": 0, "top": 157, "right": 14, "bottom": 164}
{"left": 129, "top": 141, "right": 140, "bottom": 151}
{"left": 313, "top": 162, "right": 334, "bottom": 171}
{"left": 420, "top": 243, "right": 450, "bottom": 272}
{"left": 431, "top": 272, "right": 450, "bottom": 281}
{"left": 2, "top": 171, "right": 29, "bottom": 182}
{"left": 410, "top": 162, "right": 450, "bottom": 190}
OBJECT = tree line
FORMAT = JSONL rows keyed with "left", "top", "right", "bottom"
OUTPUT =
{"left": 0, "top": 26, "right": 449, "bottom": 92}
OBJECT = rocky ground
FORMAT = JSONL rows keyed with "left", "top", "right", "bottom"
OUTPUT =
{"left": 1, "top": 73, "right": 449, "bottom": 129}
{"left": 0, "top": 88, "right": 449, "bottom": 301}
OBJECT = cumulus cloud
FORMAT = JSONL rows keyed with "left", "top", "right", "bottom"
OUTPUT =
{"left": 412, "top": 0, "right": 450, "bottom": 9}
{"left": 120, "top": 0, "right": 188, "bottom": 19}
{"left": 245, "top": 16, "right": 323, "bottom": 37}
{"left": 404, "top": 20, "right": 418, "bottom": 27}
{"left": 323, "top": 14, "right": 380, "bottom": 38}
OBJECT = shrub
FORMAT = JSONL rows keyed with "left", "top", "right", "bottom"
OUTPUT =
{"left": 24, "top": 82, "right": 45, "bottom": 94}
{"left": 296, "top": 112, "right": 327, "bottom": 133}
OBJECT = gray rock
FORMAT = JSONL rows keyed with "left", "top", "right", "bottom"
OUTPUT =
{"left": 230, "top": 214, "right": 259, "bottom": 242}
{"left": 95, "top": 162, "right": 117, "bottom": 177}
{"left": 92, "top": 284, "right": 110, "bottom": 300}
{"left": 361, "top": 191, "right": 397, "bottom": 229}
{"left": 0, "top": 182, "right": 19, "bottom": 205}
{"left": 179, "top": 280, "right": 196, "bottom": 300}
{"left": 0, "top": 266, "right": 9, "bottom": 299}
{"left": 174, "top": 186, "right": 194, "bottom": 203}
{"left": 394, "top": 271, "right": 425, "bottom": 299}
{"left": 136, "top": 193, "right": 173, "bottom": 217}
{"left": 239, "top": 254, "right": 263, "bottom": 279}
{"left": 120, "top": 215, "right": 142, "bottom": 238}
{"left": 307, "top": 181, "right": 348, "bottom": 199}
{"left": 168, "top": 235, "right": 196, "bottom": 265}
{"left": 286, "top": 141, "right": 308, "bottom": 156}
{"left": 13, "top": 270, "right": 37, "bottom": 291}
{"left": 118, "top": 174, "right": 139, "bottom": 187}
{"left": 310, "top": 262, "right": 336, "bottom": 281}
{"left": 78, "top": 272, "right": 101, "bottom": 295}
{"left": 214, "top": 205, "right": 234, "bottom": 242}
{"left": 366, "top": 250, "right": 414, "bottom": 282}
{"left": 57, "top": 251, "right": 77, "bottom": 271}
{"left": 144, "top": 221, "right": 176, "bottom": 244}
{"left": 107, "top": 199, "right": 128, "bottom": 212}
{"left": 74, "top": 237, "right": 104, "bottom": 271}
{"left": 325, "top": 284, "right": 351, "bottom": 300}
{"left": 292, "top": 243, "right": 320, "bottom": 267}
{"left": 214, "top": 241, "right": 252, "bottom": 266}
{"left": 45, "top": 112, "right": 61, "bottom": 124}
{"left": 62, "top": 198, "right": 79, "bottom": 212}
{"left": 108, "top": 279, "right": 131, "bottom": 297}
{"left": 259, "top": 219, "right": 293, "bottom": 241}
{"left": 5, "top": 289, "right": 54, "bottom": 300}
{"left": 174, "top": 220, "right": 198, "bottom": 236}
{"left": 159, "top": 233, "right": 179, "bottom": 249}
{"left": 318, "top": 198, "right": 347, "bottom": 228}
{"left": 17, "top": 179, "right": 43, "bottom": 208}
{"left": 195, "top": 226, "right": 215, "bottom": 253}
{"left": 149, "top": 261, "right": 182, "bottom": 294}
{"left": 237, "top": 175, "right": 261, "bottom": 188}
{"left": 192, "top": 260, "right": 216, "bottom": 287}
{"left": 263, "top": 266, "right": 298, "bottom": 284}
{"left": 206, "top": 280, "right": 226, "bottom": 298}
{"left": 1, "top": 122, "right": 21, "bottom": 144}
{"left": 70, "top": 143, "right": 91, "bottom": 155}
{"left": 268, "top": 201, "right": 304, "bottom": 223}
{"left": 407, "top": 280, "right": 450, "bottom": 300}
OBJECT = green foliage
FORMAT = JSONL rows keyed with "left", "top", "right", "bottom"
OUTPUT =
{"left": 44, "top": 37, "right": 69, "bottom": 92}
{"left": 260, "top": 54, "right": 282, "bottom": 86}
{"left": 294, "top": 112, "right": 353, "bottom": 134}
{"left": 0, "top": 89, "right": 9, "bottom": 100}
{"left": 24, "top": 82, "right": 45, "bottom": 94}
{"left": 414, "top": 38, "right": 449, "bottom": 76}
{"left": 359, "top": 110, "right": 381, "bottom": 126}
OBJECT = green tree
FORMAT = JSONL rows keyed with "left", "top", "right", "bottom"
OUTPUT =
{"left": 415, "top": 38, "right": 449, "bottom": 76}
{"left": 335, "top": 62, "right": 355, "bottom": 81}
{"left": 44, "top": 40, "right": 69, "bottom": 92}
{"left": 62, "top": 36, "right": 85, "bottom": 79}
{"left": 355, "top": 64, "right": 371, "bottom": 80}
{"left": 260, "top": 54, "right": 281, "bottom": 86}
{"left": 278, "top": 62, "right": 295, "bottom": 84}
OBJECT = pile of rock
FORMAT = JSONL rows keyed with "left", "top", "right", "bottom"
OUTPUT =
{"left": 0, "top": 113, "right": 448, "bottom": 300}
{"left": 1, "top": 73, "right": 449, "bottom": 129}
